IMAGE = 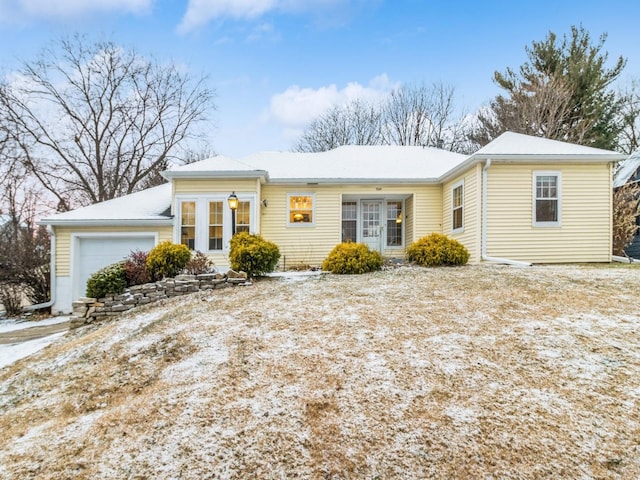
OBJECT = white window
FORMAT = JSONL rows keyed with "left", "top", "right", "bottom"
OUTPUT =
{"left": 533, "top": 172, "right": 561, "bottom": 227}
{"left": 288, "top": 193, "right": 315, "bottom": 226}
{"left": 452, "top": 181, "right": 464, "bottom": 233}
{"left": 180, "top": 200, "right": 196, "bottom": 250}
{"left": 175, "top": 194, "right": 256, "bottom": 251}
{"left": 386, "top": 201, "right": 403, "bottom": 246}
{"left": 208, "top": 201, "right": 224, "bottom": 251}
{"left": 341, "top": 201, "right": 357, "bottom": 242}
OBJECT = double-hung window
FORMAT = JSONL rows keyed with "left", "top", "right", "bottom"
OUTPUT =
{"left": 208, "top": 201, "right": 224, "bottom": 250}
{"left": 180, "top": 201, "right": 196, "bottom": 250}
{"left": 452, "top": 181, "right": 464, "bottom": 233}
{"left": 533, "top": 172, "right": 561, "bottom": 226}
{"left": 341, "top": 201, "right": 357, "bottom": 242}
{"left": 288, "top": 194, "right": 315, "bottom": 226}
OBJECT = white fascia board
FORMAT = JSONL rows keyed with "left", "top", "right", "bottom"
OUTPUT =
{"left": 439, "top": 154, "right": 625, "bottom": 184}
{"left": 39, "top": 219, "right": 174, "bottom": 227}
{"left": 266, "top": 177, "right": 441, "bottom": 185}
{"left": 161, "top": 170, "right": 268, "bottom": 180}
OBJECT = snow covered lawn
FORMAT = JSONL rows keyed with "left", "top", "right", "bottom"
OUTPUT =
{"left": 0, "top": 265, "right": 638, "bottom": 479}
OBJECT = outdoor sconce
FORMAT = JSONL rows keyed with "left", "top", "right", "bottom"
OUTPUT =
{"left": 261, "top": 199, "right": 268, "bottom": 207}
{"left": 228, "top": 192, "right": 238, "bottom": 234}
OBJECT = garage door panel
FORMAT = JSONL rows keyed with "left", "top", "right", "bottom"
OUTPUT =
{"left": 75, "top": 236, "right": 155, "bottom": 299}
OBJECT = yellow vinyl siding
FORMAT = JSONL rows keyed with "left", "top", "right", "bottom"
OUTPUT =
{"left": 412, "top": 185, "right": 442, "bottom": 239}
{"left": 404, "top": 194, "right": 414, "bottom": 246}
{"left": 442, "top": 164, "right": 481, "bottom": 263}
{"left": 173, "top": 178, "right": 258, "bottom": 195}
{"left": 260, "top": 184, "right": 439, "bottom": 266}
{"left": 53, "top": 225, "right": 172, "bottom": 276}
{"left": 485, "top": 163, "right": 612, "bottom": 263}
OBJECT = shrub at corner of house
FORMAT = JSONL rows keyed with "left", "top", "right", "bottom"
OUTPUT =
{"left": 86, "top": 262, "right": 127, "bottom": 299}
{"left": 124, "top": 249, "right": 152, "bottom": 286}
{"left": 406, "top": 233, "right": 470, "bottom": 267}
{"left": 229, "top": 232, "right": 280, "bottom": 278}
{"left": 185, "top": 250, "right": 215, "bottom": 275}
{"left": 146, "top": 241, "right": 191, "bottom": 280}
{"left": 322, "top": 242, "right": 383, "bottom": 274}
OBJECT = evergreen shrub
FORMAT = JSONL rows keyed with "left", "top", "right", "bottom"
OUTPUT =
{"left": 229, "top": 232, "right": 280, "bottom": 278}
{"left": 146, "top": 241, "right": 191, "bottom": 280}
{"left": 322, "top": 242, "right": 383, "bottom": 274}
{"left": 406, "top": 233, "right": 469, "bottom": 267}
{"left": 86, "top": 262, "right": 127, "bottom": 299}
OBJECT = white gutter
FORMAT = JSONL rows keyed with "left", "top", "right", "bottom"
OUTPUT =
{"left": 612, "top": 255, "right": 640, "bottom": 263}
{"left": 23, "top": 225, "right": 56, "bottom": 311}
{"left": 481, "top": 159, "right": 532, "bottom": 267}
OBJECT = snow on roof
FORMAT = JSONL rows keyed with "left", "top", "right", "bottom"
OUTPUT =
{"left": 473, "top": 132, "right": 627, "bottom": 158}
{"left": 614, "top": 149, "right": 640, "bottom": 188}
{"left": 165, "top": 145, "right": 468, "bottom": 181}
{"left": 40, "top": 183, "right": 172, "bottom": 225}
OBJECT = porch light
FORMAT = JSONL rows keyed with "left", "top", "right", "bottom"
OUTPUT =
{"left": 228, "top": 192, "right": 238, "bottom": 235}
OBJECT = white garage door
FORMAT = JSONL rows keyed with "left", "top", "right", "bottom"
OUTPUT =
{"left": 75, "top": 236, "right": 156, "bottom": 299}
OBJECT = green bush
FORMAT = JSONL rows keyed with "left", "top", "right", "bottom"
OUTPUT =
{"left": 185, "top": 251, "right": 215, "bottom": 275}
{"left": 229, "top": 232, "right": 280, "bottom": 278}
{"left": 146, "top": 241, "right": 191, "bottom": 280}
{"left": 86, "top": 262, "right": 127, "bottom": 299}
{"left": 406, "top": 233, "right": 470, "bottom": 267}
{"left": 322, "top": 242, "right": 383, "bottom": 274}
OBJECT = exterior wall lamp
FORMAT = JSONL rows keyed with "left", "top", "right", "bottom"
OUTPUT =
{"left": 227, "top": 192, "right": 238, "bottom": 235}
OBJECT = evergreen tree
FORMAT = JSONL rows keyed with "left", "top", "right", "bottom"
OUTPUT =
{"left": 471, "top": 25, "right": 626, "bottom": 150}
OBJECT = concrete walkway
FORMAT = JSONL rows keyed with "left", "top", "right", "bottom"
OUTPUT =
{"left": 0, "top": 321, "right": 69, "bottom": 345}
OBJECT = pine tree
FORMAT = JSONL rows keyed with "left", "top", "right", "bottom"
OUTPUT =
{"left": 472, "top": 25, "right": 626, "bottom": 150}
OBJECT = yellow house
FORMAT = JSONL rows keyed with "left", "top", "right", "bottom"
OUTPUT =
{"left": 40, "top": 132, "right": 626, "bottom": 313}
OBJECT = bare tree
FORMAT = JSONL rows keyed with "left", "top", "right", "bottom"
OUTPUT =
{"left": 469, "top": 74, "right": 587, "bottom": 148}
{"left": 296, "top": 83, "right": 471, "bottom": 154}
{"left": 296, "top": 99, "right": 383, "bottom": 152}
{"left": 618, "top": 78, "right": 640, "bottom": 154}
{"left": 0, "top": 35, "right": 215, "bottom": 208}
{"left": 612, "top": 182, "right": 640, "bottom": 257}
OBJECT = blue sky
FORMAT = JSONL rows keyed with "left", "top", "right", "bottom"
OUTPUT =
{"left": 0, "top": 0, "right": 639, "bottom": 157}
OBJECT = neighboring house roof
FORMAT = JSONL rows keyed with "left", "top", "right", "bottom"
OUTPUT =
{"left": 40, "top": 183, "right": 172, "bottom": 226}
{"left": 613, "top": 149, "right": 640, "bottom": 188}
{"left": 163, "top": 145, "right": 469, "bottom": 183}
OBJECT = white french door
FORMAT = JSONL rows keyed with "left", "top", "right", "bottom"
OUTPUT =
{"left": 361, "top": 200, "right": 383, "bottom": 253}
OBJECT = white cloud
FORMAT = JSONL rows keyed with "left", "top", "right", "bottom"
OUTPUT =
{"left": 0, "top": 0, "right": 151, "bottom": 23}
{"left": 267, "top": 73, "right": 397, "bottom": 129}
{"left": 178, "top": 0, "right": 351, "bottom": 33}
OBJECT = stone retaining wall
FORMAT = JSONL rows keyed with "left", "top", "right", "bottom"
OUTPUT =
{"left": 70, "top": 270, "right": 249, "bottom": 328}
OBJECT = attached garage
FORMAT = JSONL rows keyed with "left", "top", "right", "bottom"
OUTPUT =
{"left": 73, "top": 234, "right": 157, "bottom": 300}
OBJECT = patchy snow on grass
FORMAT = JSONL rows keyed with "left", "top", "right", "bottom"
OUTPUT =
{"left": 0, "top": 265, "right": 639, "bottom": 479}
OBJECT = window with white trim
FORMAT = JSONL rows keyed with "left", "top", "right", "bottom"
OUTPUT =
{"left": 386, "top": 201, "right": 403, "bottom": 246}
{"left": 288, "top": 193, "right": 315, "bottom": 225}
{"left": 180, "top": 201, "right": 196, "bottom": 250}
{"left": 534, "top": 172, "right": 561, "bottom": 226}
{"left": 452, "top": 182, "right": 463, "bottom": 232}
{"left": 208, "top": 201, "right": 223, "bottom": 251}
{"left": 236, "top": 200, "right": 251, "bottom": 233}
{"left": 341, "top": 201, "right": 357, "bottom": 242}
{"left": 175, "top": 194, "right": 255, "bottom": 251}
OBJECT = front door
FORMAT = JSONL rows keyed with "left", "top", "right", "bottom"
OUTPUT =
{"left": 361, "top": 200, "right": 383, "bottom": 253}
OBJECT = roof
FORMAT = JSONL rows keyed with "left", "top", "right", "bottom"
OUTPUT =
{"left": 614, "top": 149, "right": 640, "bottom": 188}
{"left": 163, "top": 145, "right": 469, "bottom": 182}
{"left": 472, "top": 132, "right": 627, "bottom": 159}
{"left": 40, "top": 183, "right": 172, "bottom": 226}
{"left": 41, "top": 132, "right": 627, "bottom": 226}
